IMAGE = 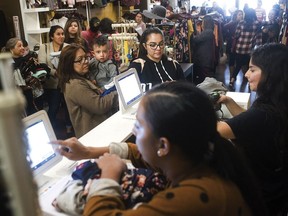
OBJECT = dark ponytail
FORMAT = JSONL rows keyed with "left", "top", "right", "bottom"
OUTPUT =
{"left": 211, "top": 133, "right": 268, "bottom": 216}
{"left": 145, "top": 81, "right": 268, "bottom": 216}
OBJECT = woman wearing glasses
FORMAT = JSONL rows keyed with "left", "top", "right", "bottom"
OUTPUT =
{"left": 58, "top": 44, "right": 118, "bottom": 138}
{"left": 129, "top": 27, "right": 184, "bottom": 87}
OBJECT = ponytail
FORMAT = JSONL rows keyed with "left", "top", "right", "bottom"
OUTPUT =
{"left": 210, "top": 133, "right": 268, "bottom": 216}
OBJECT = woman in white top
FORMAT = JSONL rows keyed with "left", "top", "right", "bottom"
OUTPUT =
{"left": 134, "top": 12, "right": 146, "bottom": 36}
{"left": 38, "top": 25, "right": 68, "bottom": 128}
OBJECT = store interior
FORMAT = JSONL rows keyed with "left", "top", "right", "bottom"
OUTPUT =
{"left": 1, "top": 0, "right": 288, "bottom": 215}
{"left": 0, "top": 0, "right": 285, "bottom": 47}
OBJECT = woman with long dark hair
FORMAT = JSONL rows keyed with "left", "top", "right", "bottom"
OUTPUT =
{"left": 229, "top": 8, "right": 262, "bottom": 91}
{"left": 218, "top": 43, "right": 288, "bottom": 215}
{"left": 55, "top": 81, "right": 266, "bottom": 215}
{"left": 223, "top": 10, "right": 244, "bottom": 83}
{"left": 64, "top": 18, "right": 89, "bottom": 52}
{"left": 129, "top": 27, "right": 184, "bottom": 87}
{"left": 38, "top": 25, "right": 67, "bottom": 127}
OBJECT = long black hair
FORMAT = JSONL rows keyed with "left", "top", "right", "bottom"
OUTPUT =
{"left": 251, "top": 43, "right": 288, "bottom": 168}
{"left": 142, "top": 81, "right": 267, "bottom": 215}
{"left": 243, "top": 8, "right": 258, "bottom": 31}
{"left": 89, "top": 17, "right": 100, "bottom": 33}
{"left": 98, "top": 18, "right": 115, "bottom": 35}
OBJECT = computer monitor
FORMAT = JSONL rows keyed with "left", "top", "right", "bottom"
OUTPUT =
{"left": 114, "top": 68, "right": 144, "bottom": 111}
{"left": 23, "top": 110, "right": 62, "bottom": 179}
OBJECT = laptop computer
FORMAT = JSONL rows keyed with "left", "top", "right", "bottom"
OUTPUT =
{"left": 114, "top": 68, "right": 144, "bottom": 120}
{"left": 22, "top": 110, "right": 76, "bottom": 195}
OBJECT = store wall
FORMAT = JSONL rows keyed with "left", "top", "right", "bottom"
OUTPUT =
{"left": 0, "top": 0, "right": 119, "bottom": 46}
{"left": 0, "top": 0, "right": 24, "bottom": 40}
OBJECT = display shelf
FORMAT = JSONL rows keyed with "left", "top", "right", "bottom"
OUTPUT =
{"left": 23, "top": 7, "right": 49, "bottom": 13}
{"left": 19, "top": 0, "right": 50, "bottom": 49}
{"left": 26, "top": 28, "right": 50, "bottom": 34}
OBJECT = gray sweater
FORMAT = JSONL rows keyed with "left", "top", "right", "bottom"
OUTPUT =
{"left": 89, "top": 58, "right": 117, "bottom": 89}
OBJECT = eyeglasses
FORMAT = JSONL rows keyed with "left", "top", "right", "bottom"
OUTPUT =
{"left": 146, "top": 42, "right": 165, "bottom": 50}
{"left": 74, "top": 56, "right": 89, "bottom": 64}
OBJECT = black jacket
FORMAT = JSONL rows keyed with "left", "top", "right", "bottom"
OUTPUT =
{"left": 128, "top": 55, "right": 184, "bottom": 86}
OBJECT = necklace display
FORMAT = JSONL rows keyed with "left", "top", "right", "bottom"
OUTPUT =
{"left": 108, "top": 23, "right": 139, "bottom": 69}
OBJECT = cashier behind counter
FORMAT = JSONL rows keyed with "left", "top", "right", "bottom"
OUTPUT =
{"left": 55, "top": 81, "right": 264, "bottom": 215}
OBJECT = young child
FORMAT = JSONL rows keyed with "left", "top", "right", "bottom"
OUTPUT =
{"left": 89, "top": 35, "right": 118, "bottom": 90}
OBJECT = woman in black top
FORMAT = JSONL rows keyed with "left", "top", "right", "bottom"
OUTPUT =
{"left": 218, "top": 44, "right": 288, "bottom": 215}
{"left": 128, "top": 27, "right": 184, "bottom": 87}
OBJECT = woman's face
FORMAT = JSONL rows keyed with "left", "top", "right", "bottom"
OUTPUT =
{"left": 236, "top": 11, "right": 244, "bottom": 21}
{"left": 135, "top": 14, "right": 142, "bottom": 24}
{"left": 73, "top": 48, "right": 89, "bottom": 75}
{"left": 144, "top": 33, "right": 165, "bottom": 62}
{"left": 68, "top": 21, "right": 79, "bottom": 36}
{"left": 52, "top": 28, "right": 65, "bottom": 46}
{"left": 132, "top": 100, "right": 159, "bottom": 165}
{"left": 11, "top": 40, "right": 25, "bottom": 57}
{"left": 245, "top": 59, "right": 262, "bottom": 91}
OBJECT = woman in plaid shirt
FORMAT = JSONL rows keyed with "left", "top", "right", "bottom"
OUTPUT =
{"left": 229, "top": 8, "right": 262, "bottom": 91}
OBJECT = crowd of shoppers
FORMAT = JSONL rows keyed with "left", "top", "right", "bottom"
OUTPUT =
{"left": 2, "top": 2, "right": 288, "bottom": 214}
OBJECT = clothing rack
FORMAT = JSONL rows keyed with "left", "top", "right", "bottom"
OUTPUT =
{"left": 122, "top": 9, "right": 140, "bottom": 12}
{"left": 54, "top": 8, "right": 78, "bottom": 12}
{"left": 55, "top": 3, "right": 89, "bottom": 27}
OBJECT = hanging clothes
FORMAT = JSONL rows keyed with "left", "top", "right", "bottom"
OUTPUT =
{"left": 50, "top": 13, "right": 68, "bottom": 28}
{"left": 67, "top": 0, "right": 75, "bottom": 7}
{"left": 170, "top": 13, "right": 194, "bottom": 63}
{"left": 43, "top": 0, "right": 55, "bottom": 9}
{"left": 279, "top": 15, "right": 288, "bottom": 45}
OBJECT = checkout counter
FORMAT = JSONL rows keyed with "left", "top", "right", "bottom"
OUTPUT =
{"left": 38, "top": 91, "right": 250, "bottom": 215}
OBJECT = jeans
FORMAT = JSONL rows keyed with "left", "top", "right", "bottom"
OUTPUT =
{"left": 232, "top": 53, "right": 250, "bottom": 81}
{"left": 44, "top": 88, "right": 62, "bottom": 127}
